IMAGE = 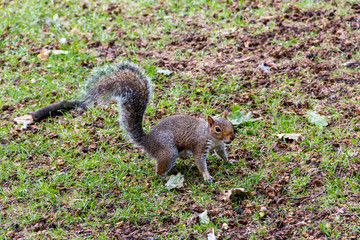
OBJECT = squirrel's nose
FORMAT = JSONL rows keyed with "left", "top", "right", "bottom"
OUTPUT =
{"left": 224, "top": 134, "right": 235, "bottom": 144}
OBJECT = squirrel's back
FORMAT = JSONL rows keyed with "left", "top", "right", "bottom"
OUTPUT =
{"left": 144, "top": 115, "right": 209, "bottom": 153}
{"left": 83, "top": 62, "right": 151, "bottom": 146}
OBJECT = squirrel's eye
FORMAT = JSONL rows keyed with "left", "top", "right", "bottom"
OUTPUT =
{"left": 215, "top": 127, "right": 221, "bottom": 132}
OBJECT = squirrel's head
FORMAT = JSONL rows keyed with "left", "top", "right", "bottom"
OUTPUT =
{"left": 207, "top": 116, "right": 235, "bottom": 144}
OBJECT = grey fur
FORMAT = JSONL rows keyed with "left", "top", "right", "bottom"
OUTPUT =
{"left": 79, "top": 62, "right": 235, "bottom": 181}
{"left": 81, "top": 61, "right": 151, "bottom": 146}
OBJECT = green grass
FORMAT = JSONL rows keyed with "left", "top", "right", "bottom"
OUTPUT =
{"left": 1, "top": 0, "right": 360, "bottom": 239}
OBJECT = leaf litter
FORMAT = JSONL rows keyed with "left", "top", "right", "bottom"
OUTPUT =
{"left": 2, "top": 0, "right": 360, "bottom": 239}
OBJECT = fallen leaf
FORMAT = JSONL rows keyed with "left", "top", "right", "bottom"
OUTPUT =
{"left": 220, "top": 188, "right": 253, "bottom": 202}
{"left": 306, "top": 110, "right": 328, "bottom": 129}
{"left": 37, "top": 49, "right": 50, "bottom": 61}
{"left": 276, "top": 133, "right": 302, "bottom": 141}
{"left": 165, "top": 173, "right": 184, "bottom": 190}
{"left": 199, "top": 210, "right": 210, "bottom": 224}
{"left": 51, "top": 50, "right": 69, "bottom": 55}
{"left": 227, "top": 108, "right": 262, "bottom": 125}
{"left": 157, "top": 68, "right": 172, "bottom": 75}
{"left": 13, "top": 114, "right": 34, "bottom": 129}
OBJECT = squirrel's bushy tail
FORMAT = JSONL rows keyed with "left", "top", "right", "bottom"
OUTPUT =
{"left": 83, "top": 62, "right": 151, "bottom": 146}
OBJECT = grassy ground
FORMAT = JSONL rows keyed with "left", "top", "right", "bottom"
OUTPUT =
{"left": 1, "top": 0, "right": 360, "bottom": 239}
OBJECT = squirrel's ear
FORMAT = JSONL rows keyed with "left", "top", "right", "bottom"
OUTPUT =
{"left": 207, "top": 116, "right": 215, "bottom": 126}
{"left": 222, "top": 110, "right": 229, "bottom": 119}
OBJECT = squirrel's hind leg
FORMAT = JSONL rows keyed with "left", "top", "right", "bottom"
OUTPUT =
{"left": 154, "top": 147, "right": 178, "bottom": 179}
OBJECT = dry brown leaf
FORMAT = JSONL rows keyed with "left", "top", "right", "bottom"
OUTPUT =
{"left": 13, "top": 114, "right": 34, "bottom": 129}
{"left": 276, "top": 133, "right": 302, "bottom": 141}
{"left": 220, "top": 188, "right": 253, "bottom": 202}
{"left": 37, "top": 49, "right": 50, "bottom": 61}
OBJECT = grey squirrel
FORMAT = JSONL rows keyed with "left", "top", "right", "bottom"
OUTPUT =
{"left": 32, "top": 61, "right": 236, "bottom": 181}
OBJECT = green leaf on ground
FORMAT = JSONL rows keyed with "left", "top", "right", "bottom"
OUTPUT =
{"left": 306, "top": 110, "right": 328, "bottom": 129}
{"left": 199, "top": 210, "right": 210, "bottom": 224}
{"left": 165, "top": 173, "right": 184, "bottom": 190}
{"left": 227, "top": 108, "right": 262, "bottom": 125}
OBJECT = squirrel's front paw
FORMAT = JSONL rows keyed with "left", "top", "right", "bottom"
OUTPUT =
{"left": 159, "top": 175, "right": 169, "bottom": 181}
{"left": 228, "top": 159, "right": 238, "bottom": 164}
